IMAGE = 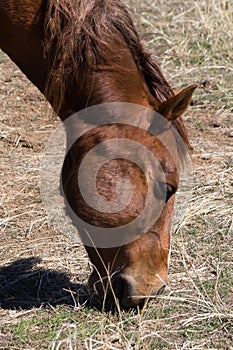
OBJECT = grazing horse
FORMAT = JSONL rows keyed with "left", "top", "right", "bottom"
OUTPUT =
{"left": 0, "top": 0, "right": 196, "bottom": 308}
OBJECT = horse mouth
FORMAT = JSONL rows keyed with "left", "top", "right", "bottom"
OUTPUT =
{"left": 111, "top": 275, "right": 166, "bottom": 309}
{"left": 88, "top": 271, "right": 167, "bottom": 310}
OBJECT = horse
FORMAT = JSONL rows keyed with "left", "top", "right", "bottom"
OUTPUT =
{"left": 0, "top": 0, "right": 196, "bottom": 309}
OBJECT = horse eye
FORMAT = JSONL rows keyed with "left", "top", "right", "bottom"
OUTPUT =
{"left": 155, "top": 182, "right": 177, "bottom": 202}
{"left": 165, "top": 183, "right": 176, "bottom": 202}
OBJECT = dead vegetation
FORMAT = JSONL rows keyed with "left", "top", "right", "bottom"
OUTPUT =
{"left": 0, "top": 0, "right": 232, "bottom": 349}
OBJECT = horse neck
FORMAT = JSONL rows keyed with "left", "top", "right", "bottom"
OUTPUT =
{"left": 0, "top": 0, "right": 48, "bottom": 93}
{"left": 0, "top": 1, "right": 157, "bottom": 119}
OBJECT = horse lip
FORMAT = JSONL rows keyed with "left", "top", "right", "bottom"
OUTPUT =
{"left": 121, "top": 284, "right": 166, "bottom": 308}
{"left": 121, "top": 295, "right": 145, "bottom": 309}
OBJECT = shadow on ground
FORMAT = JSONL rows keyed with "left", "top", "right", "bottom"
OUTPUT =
{"left": 0, "top": 257, "right": 104, "bottom": 311}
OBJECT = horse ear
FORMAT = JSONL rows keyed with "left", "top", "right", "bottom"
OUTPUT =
{"left": 157, "top": 84, "right": 197, "bottom": 121}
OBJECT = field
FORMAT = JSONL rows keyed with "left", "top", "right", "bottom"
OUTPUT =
{"left": 0, "top": 1, "right": 232, "bottom": 349}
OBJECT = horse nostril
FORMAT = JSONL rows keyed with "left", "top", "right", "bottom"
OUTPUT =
{"left": 112, "top": 276, "right": 145, "bottom": 308}
{"left": 112, "top": 275, "right": 126, "bottom": 300}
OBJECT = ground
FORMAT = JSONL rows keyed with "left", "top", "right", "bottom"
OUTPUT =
{"left": 0, "top": 1, "right": 232, "bottom": 349}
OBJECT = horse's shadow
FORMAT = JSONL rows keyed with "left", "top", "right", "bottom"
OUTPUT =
{"left": 0, "top": 257, "right": 103, "bottom": 311}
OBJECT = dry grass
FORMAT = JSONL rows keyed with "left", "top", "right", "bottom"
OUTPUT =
{"left": 0, "top": 0, "right": 232, "bottom": 349}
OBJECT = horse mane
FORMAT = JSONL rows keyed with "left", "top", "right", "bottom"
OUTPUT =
{"left": 43, "top": 1, "right": 190, "bottom": 148}
{"left": 43, "top": 0, "right": 174, "bottom": 113}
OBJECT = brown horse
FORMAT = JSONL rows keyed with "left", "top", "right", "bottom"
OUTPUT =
{"left": 0, "top": 0, "right": 196, "bottom": 308}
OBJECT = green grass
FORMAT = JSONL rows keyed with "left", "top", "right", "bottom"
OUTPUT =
{"left": 11, "top": 307, "right": 103, "bottom": 349}
{"left": 194, "top": 120, "right": 207, "bottom": 131}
